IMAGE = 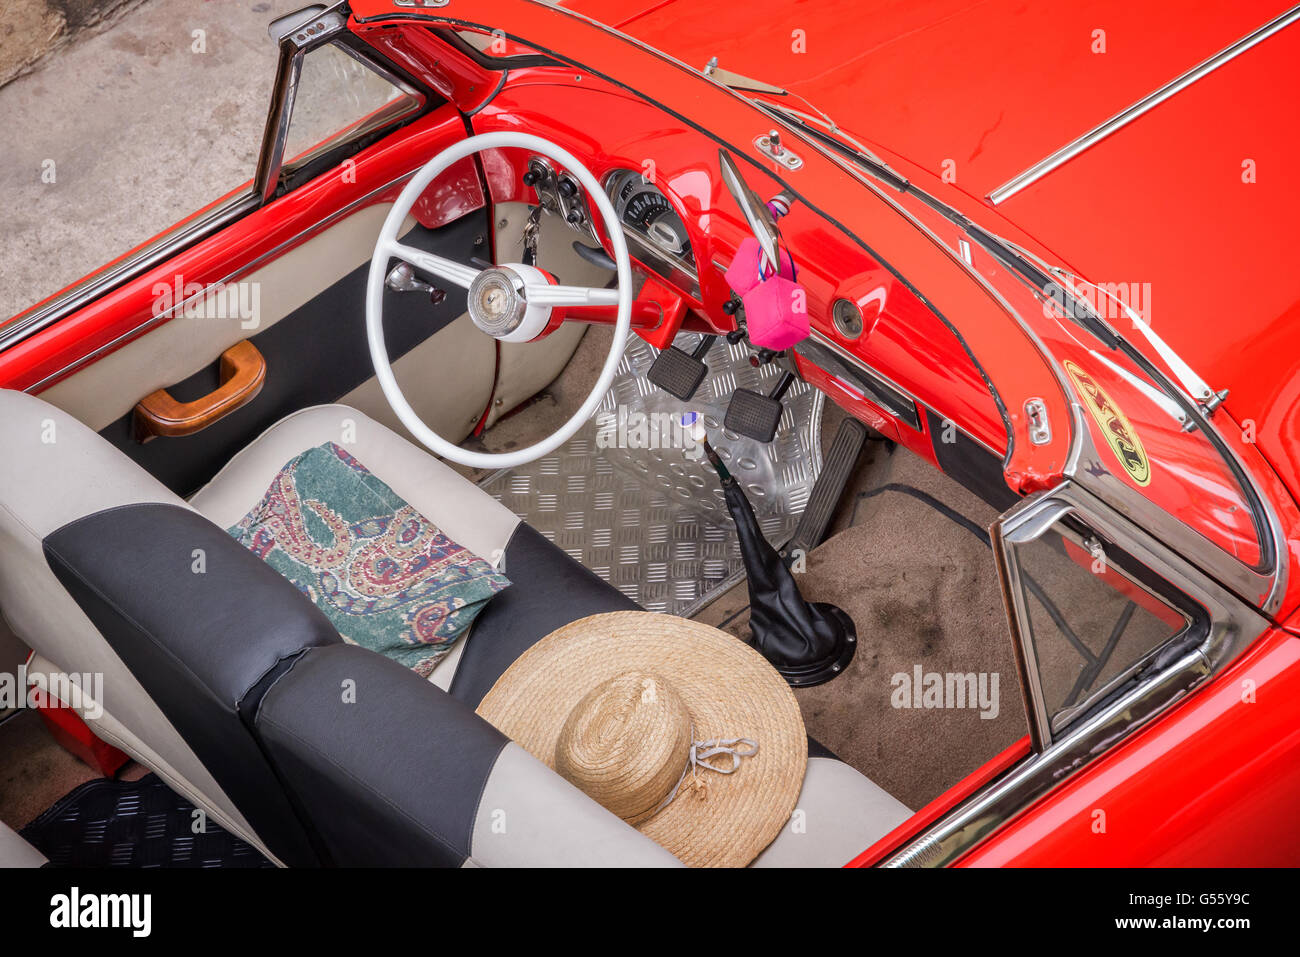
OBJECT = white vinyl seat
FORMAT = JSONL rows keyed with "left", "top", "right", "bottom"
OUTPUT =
{"left": 0, "top": 389, "right": 910, "bottom": 867}
{"left": 188, "top": 404, "right": 524, "bottom": 692}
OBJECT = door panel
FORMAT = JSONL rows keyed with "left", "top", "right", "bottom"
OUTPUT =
{"left": 38, "top": 202, "right": 406, "bottom": 432}
{"left": 93, "top": 208, "right": 491, "bottom": 496}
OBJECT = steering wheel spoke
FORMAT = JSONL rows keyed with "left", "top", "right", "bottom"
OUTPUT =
{"left": 385, "top": 240, "right": 481, "bottom": 290}
{"left": 523, "top": 282, "right": 620, "bottom": 309}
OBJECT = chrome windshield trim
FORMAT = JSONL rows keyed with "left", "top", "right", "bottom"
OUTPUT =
{"left": 989, "top": 5, "right": 1300, "bottom": 205}
{"left": 1064, "top": 405, "right": 1285, "bottom": 616}
{"left": 883, "top": 479, "right": 1266, "bottom": 867}
{"left": 256, "top": 5, "right": 351, "bottom": 202}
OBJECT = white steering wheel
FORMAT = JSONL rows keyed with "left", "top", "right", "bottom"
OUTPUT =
{"left": 366, "top": 132, "right": 633, "bottom": 468}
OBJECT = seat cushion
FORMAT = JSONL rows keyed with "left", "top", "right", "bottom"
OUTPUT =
{"left": 191, "top": 405, "right": 641, "bottom": 698}
{"left": 226, "top": 441, "right": 510, "bottom": 676}
{"left": 191, "top": 405, "right": 522, "bottom": 563}
{"left": 750, "top": 756, "right": 911, "bottom": 867}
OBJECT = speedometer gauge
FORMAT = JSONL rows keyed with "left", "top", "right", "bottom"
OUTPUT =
{"left": 609, "top": 171, "right": 696, "bottom": 267}
{"left": 622, "top": 188, "right": 691, "bottom": 259}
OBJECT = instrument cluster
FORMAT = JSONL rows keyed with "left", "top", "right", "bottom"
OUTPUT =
{"left": 603, "top": 169, "right": 699, "bottom": 296}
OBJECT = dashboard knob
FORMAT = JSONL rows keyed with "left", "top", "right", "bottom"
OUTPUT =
{"left": 558, "top": 177, "right": 578, "bottom": 197}
{"left": 721, "top": 297, "right": 741, "bottom": 315}
{"left": 522, "top": 169, "right": 540, "bottom": 187}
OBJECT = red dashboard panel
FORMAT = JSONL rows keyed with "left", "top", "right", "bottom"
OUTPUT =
{"left": 468, "top": 75, "right": 1009, "bottom": 466}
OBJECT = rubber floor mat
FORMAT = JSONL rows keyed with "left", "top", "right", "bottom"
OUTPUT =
{"left": 481, "top": 332, "right": 823, "bottom": 617}
{"left": 20, "top": 773, "right": 272, "bottom": 868}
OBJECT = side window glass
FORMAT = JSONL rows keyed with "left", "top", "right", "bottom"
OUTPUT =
{"left": 996, "top": 499, "right": 1202, "bottom": 746}
{"left": 281, "top": 43, "right": 422, "bottom": 179}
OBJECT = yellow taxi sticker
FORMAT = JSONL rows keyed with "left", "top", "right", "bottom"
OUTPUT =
{"left": 1063, "top": 360, "right": 1151, "bottom": 487}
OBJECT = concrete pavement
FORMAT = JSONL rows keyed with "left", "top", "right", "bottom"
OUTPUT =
{"left": 1, "top": 0, "right": 306, "bottom": 320}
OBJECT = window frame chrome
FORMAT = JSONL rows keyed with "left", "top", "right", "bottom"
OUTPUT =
{"left": 883, "top": 471, "right": 1266, "bottom": 866}
{"left": 1, "top": 1, "right": 431, "bottom": 356}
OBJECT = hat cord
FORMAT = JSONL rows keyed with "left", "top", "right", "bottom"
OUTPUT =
{"left": 649, "top": 726, "right": 758, "bottom": 817}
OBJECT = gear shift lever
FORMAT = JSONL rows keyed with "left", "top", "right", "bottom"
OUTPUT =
{"left": 698, "top": 434, "right": 856, "bottom": 686}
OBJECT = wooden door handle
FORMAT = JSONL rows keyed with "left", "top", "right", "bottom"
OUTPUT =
{"left": 133, "top": 340, "right": 266, "bottom": 442}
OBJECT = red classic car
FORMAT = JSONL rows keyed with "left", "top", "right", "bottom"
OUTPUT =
{"left": 1, "top": 0, "right": 1297, "bottom": 873}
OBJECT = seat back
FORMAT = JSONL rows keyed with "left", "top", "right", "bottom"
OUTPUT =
{"left": 0, "top": 390, "right": 332, "bottom": 863}
{"left": 254, "top": 643, "right": 681, "bottom": 867}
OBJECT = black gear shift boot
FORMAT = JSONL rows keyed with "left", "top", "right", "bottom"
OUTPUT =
{"left": 721, "top": 476, "right": 856, "bottom": 686}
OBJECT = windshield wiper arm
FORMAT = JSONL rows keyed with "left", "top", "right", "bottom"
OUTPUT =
{"left": 993, "top": 236, "right": 1228, "bottom": 418}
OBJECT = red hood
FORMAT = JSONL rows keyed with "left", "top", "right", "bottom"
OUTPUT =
{"left": 565, "top": 0, "right": 1300, "bottom": 500}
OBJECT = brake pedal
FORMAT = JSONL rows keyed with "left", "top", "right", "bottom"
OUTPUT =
{"left": 648, "top": 336, "right": 715, "bottom": 400}
{"left": 781, "top": 417, "right": 868, "bottom": 565}
{"left": 724, "top": 372, "right": 795, "bottom": 443}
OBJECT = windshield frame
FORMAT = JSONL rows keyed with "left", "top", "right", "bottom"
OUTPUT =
{"left": 743, "top": 90, "right": 1285, "bottom": 615}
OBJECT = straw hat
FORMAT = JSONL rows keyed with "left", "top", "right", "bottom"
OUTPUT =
{"left": 476, "top": 611, "right": 807, "bottom": 867}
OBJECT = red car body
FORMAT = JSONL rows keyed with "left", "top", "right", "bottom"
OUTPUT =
{"left": 3, "top": 0, "right": 1298, "bottom": 866}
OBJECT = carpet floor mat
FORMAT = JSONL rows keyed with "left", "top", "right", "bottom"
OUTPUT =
{"left": 20, "top": 773, "right": 271, "bottom": 868}
{"left": 695, "top": 439, "right": 1029, "bottom": 811}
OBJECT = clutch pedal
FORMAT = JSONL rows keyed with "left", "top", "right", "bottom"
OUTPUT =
{"left": 648, "top": 336, "right": 715, "bottom": 401}
{"left": 724, "top": 371, "right": 795, "bottom": 443}
{"left": 781, "top": 417, "right": 869, "bottom": 565}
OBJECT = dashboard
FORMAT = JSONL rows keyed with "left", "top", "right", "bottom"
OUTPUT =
{"left": 521, "top": 157, "right": 701, "bottom": 299}
{"left": 484, "top": 80, "right": 1007, "bottom": 458}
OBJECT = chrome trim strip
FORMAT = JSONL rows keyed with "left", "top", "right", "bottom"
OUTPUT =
{"left": 23, "top": 168, "right": 424, "bottom": 393}
{"left": 798, "top": 332, "right": 921, "bottom": 431}
{"left": 799, "top": 330, "right": 1005, "bottom": 457}
{"left": 256, "top": 6, "right": 351, "bottom": 201}
{"left": 1064, "top": 404, "right": 1282, "bottom": 613}
{"left": 989, "top": 5, "right": 1300, "bottom": 204}
{"left": 0, "top": 193, "right": 261, "bottom": 353}
{"left": 885, "top": 647, "right": 1210, "bottom": 867}
{"left": 257, "top": 46, "right": 306, "bottom": 203}
{"left": 992, "top": 509, "right": 1056, "bottom": 750}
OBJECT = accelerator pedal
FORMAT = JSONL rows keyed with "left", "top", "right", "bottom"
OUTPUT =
{"left": 724, "top": 371, "right": 796, "bottom": 443}
{"left": 780, "top": 417, "right": 869, "bottom": 566}
{"left": 648, "top": 335, "right": 715, "bottom": 400}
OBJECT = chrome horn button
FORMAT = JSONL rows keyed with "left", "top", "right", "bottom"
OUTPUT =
{"left": 468, "top": 267, "right": 528, "bottom": 337}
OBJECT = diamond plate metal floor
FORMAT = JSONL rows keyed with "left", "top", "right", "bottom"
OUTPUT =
{"left": 481, "top": 332, "right": 823, "bottom": 616}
